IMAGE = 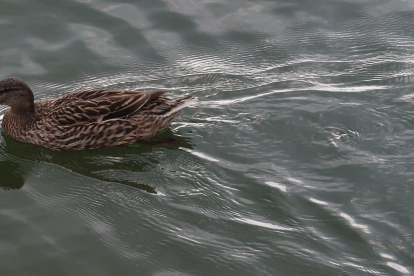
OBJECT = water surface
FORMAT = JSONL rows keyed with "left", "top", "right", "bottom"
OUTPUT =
{"left": 0, "top": 0, "right": 413, "bottom": 275}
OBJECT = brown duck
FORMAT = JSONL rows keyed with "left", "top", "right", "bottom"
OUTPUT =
{"left": 0, "top": 77, "right": 196, "bottom": 150}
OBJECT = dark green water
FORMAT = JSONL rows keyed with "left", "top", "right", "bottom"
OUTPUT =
{"left": 1, "top": 0, "right": 413, "bottom": 275}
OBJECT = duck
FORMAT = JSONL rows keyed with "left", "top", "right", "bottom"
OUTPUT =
{"left": 0, "top": 77, "right": 196, "bottom": 150}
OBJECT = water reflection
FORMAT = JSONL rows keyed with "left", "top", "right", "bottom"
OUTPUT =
{"left": 0, "top": 157, "right": 27, "bottom": 190}
{"left": 0, "top": 130, "right": 194, "bottom": 193}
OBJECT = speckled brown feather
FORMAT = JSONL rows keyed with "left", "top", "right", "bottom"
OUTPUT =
{"left": 0, "top": 78, "right": 196, "bottom": 151}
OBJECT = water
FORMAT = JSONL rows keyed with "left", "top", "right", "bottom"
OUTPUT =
{"left": 0, "top": 0, "right": 413, "bottom": 275}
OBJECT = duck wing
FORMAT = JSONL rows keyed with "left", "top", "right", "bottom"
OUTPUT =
{"left": 49, "top": 89, "right": 166, "bottom": 125}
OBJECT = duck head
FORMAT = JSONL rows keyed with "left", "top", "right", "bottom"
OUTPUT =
{"left": 0, "top": 77, "right": 35, "bottom": 113}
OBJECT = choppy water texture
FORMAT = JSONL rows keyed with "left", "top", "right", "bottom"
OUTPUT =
{"left": 0, "top": 0, "right": 413, "bottom": 275}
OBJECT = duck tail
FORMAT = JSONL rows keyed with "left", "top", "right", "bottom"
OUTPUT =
{"left": 163, "top": 96, "right": 197, "bottom": 116}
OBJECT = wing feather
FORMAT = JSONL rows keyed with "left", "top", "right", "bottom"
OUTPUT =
{"left": 49, "top": 89, "right": 166, "bottom": 125}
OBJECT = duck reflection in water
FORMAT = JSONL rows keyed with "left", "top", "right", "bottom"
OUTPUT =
{"left": 0, "top": 157, "right": 27, "bottom": 190}
{"left": 0, "top": 130, "right": 194, "bottom": 193}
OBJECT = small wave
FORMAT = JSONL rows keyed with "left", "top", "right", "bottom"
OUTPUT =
{"left": 326, "top": 127, "right": 362, "bottom": 147}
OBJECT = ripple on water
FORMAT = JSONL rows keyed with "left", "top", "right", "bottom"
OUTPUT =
{"left": 0, "top": 0, "right": 414, "bottom": 274}
{"left": 326, "top": 126, "right": 362, "bottom": 147}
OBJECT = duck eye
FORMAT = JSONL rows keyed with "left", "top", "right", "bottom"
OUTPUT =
{"left": 0, "top": 87, "right": 19, "bottom": 93}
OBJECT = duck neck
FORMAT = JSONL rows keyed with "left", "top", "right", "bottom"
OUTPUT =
{"left": 2, "top": 103, "right": 36, "bottom": 140}
{"left": 8, "top": 102, "right": 37, "bottom": 123}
